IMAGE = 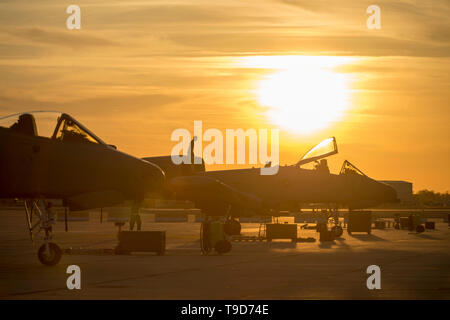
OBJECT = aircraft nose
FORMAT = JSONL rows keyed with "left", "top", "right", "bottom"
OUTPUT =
{"left": 143, "top": 161, "right": 165, "bottom": 191}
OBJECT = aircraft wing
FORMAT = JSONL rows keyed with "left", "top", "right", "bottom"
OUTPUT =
{"left": 166, "top": 175, "right": 264, "bottom": 217}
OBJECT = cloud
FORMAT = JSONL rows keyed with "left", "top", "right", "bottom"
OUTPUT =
{"left": 278, "top": 0, "right": 450, "bottom": 55}
{"left": 2, "top": 27, "right": 118, "bottom": 49}
{"left": 167, "top": 32, "right": 450, "bottom": 57}
{"left": 100, "top": 4, "right": 280, "bottom": 25}
{"left": 0, "top": 92, "right": 181, "bottom": 118}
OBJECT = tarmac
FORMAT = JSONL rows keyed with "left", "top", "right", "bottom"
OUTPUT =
{"left": 0, "top": 209, "right": 449, "bottom": 299}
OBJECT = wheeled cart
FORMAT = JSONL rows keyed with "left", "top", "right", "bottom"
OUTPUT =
{"left": 115, "top": 231, "right": 166, "bottom": 255}
{"left": 347, "top": 211, "right": 372, "bottom": 234}
{"left": 265, "top": 223, "right": 297, "bottom": 242}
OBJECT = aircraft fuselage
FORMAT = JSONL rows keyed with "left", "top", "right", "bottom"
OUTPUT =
{"left": 0, "top": 127, "right": 164, "bottom": 210}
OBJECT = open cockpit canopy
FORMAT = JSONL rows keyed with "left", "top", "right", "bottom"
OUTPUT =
{"left": 296, "top": 137, "right": 338, "bottom": 167}
{"left": 0, "top": 111, "right": 106, "bottom": 145}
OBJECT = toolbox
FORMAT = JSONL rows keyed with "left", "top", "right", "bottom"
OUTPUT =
{"left": 116, "top": 231, "right": 165, "bottom": 255}
{"left": 266, "top": 223, "right": 297, "bottom": 242}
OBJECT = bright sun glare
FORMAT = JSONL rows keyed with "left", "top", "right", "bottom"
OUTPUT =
{"left": 241, "top": 56, "right": 354, "bottom": 134}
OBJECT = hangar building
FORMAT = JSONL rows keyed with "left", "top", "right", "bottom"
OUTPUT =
{"left": 378, "top": 180, "right": 414, "bottom": 205}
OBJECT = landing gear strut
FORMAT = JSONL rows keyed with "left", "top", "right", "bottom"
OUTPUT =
{"left": 328, "top": 208, "right": 343, "bottom": 237}
{"left": 224, "top": 217, "right": 241, "bottom": 236}
{"left": 200, "top": 216, "right": 232, "bottom": 255}
{"left": 24, "top": 199, "right": 62, "bottom": 266}
{"left": 200, "top": 217, "right": 211, "bottom": 255}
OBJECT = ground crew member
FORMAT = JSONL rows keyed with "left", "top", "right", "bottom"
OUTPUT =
{"left": 129, "top": 202, "right": 141, "bottom": 231}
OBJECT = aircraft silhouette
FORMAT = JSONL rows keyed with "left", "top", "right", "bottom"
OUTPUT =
{"left": 144, "top": 136, "right": 398, "bottom": 249}
{"left": 0, "top": 112, "right": 397, "bottom": 262}
{"left": 0, "top": 111, "right": 165, "bottom": 265}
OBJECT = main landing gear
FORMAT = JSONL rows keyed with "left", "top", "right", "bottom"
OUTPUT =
{"left": 328, "top": 209, "right": 343, "bottom": 237}
{"left": 224, "top": 217, "right": 241, "bottom": 236}
{"left": 24, "top": 199, "right": 62, "bottom": 266}
{"left": 200, "top": 216, "right": 233, "bottom": 255}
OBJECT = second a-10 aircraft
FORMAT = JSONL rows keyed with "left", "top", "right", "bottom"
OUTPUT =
{"left": 0, "top": 111, "right": 397, "bottom": 265}
{"left": 144, "top": 136, "right": 397, "bottom": 251}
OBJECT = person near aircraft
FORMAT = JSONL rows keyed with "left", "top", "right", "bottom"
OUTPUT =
{"left": 129, "top": 202, "right": 142, "bottom": 231}
{"left": 9, "top": 114, "right": 36, "bottom": 136}
{"left": 314, "top": 159, "right": 330, "bottom": 174}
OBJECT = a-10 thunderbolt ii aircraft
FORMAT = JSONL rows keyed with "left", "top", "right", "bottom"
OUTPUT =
{"left": 0, "top": 111, "right": 165, "bottom": 265}
{"left": 144, "top": 137, "right": 398, "bottom": 251}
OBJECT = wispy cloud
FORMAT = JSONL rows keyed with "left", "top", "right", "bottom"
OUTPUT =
{"left": 2, "top": 27, "right": 118, "bottom": 49}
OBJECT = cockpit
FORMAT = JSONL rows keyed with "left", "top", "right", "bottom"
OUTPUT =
{"left": 0, "top": 111, "right": 106, "bottom": 145}
{"left": 296, "top": 136, "right": 369, "bottom": 177}
{"left": 339, "top": 160, "right": 366, "bottom": 176}
{"left": 53, "top": 115, "right": 101, "bottom": 144}
{"left": 297, "top": 137, "right": 338, "bottom": 167}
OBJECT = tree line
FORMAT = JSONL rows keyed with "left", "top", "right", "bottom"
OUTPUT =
{"left": 414, "top": 189, "right": 450, "bottom": 207}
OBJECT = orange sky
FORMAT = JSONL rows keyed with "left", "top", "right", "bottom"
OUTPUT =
{"left": 0, "top": 1, "right": 449, "bottom": 192}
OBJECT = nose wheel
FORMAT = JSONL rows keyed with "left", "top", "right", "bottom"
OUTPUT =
{"left": 38, "top": 242, "right": 62, "bottom": 266}
{"left": 331, "top": 225, "right": 343, "bottom": 237}
{"left": 25, "top": 198, "right": 62, "bottom": 266}
{"left": 328, "top": 210, "right": 343, "bottom": 237}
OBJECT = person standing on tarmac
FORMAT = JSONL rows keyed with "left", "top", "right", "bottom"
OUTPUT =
{"left": 129, "top": 202, "right": 142, "bottom": 231}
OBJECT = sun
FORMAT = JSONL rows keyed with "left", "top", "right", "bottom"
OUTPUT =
{"left": 244, "top": 56, "right": 353, "bottom": 134}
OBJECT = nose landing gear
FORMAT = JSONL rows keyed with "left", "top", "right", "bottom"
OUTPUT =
{"left": 328, "top": 210, "right": 343, "bottom": 238}
{"left": 38, "top": 242, "right": 62, "bottom": 266}
{"left": 331, "top": 225, "right": 344, "bottom": 237}
{"left": 25, "top": 199, "right": 62, "bottom": 266}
